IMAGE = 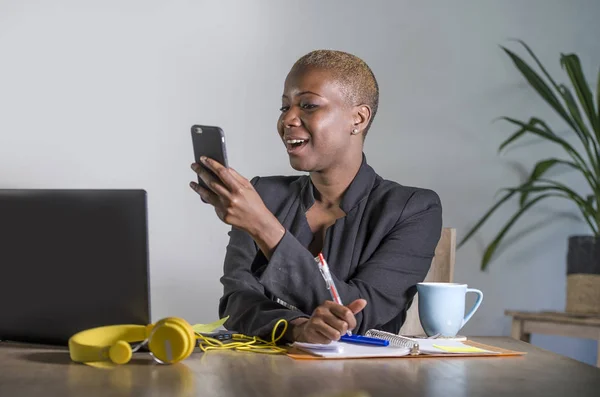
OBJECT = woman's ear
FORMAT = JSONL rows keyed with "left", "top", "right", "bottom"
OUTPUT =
{"left": 352, "top": 105, "right": 372, "bottom": 135}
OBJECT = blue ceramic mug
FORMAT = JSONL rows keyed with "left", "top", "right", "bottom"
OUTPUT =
{"left": 417, "top": 282, "right": 483, "bottom": 337}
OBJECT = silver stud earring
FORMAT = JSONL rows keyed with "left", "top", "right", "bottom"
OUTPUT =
{"left": 352, "top": 128, "right": 359, "bottom": 135}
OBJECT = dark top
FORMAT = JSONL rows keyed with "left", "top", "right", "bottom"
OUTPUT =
{"left": 218, "top": 155, "right": 443, "bottom": 337}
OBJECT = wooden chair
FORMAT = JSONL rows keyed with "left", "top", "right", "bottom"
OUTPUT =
{"left": 399, "top": 227, "right": 456, "bottom": 336}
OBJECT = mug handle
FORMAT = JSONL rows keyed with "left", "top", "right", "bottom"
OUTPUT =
{"left": 461, "top": 288, "right": 483, "bottom": 328}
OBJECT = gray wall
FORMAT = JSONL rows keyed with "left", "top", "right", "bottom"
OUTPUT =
{"left": 1, "top": 0, "right": 599, "bottom": 365}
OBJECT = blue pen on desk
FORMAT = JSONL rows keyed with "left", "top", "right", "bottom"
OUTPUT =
{"left": 340, "top": 334, "right": 390, "bottom": 347}
{"left": 317, "top": 253, "right": 352, "bottom": 336}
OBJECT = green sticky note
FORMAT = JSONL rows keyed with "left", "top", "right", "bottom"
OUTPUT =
{"left": 192, "top": 316, "right": 229, "bottom": 334}
{"left": 433, "top": 344, "right": 488, "bottom": 353}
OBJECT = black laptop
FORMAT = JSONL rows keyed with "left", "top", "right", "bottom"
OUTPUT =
{"left": 0, "top": 189, "right": 151, "bottom": 345}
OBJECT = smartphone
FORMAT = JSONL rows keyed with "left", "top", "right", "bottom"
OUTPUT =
{"left": 191, "top": 125, "right": 229, "bottom": 190}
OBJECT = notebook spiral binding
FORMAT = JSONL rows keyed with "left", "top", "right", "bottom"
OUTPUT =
{"left": 365, "top": 329, "right": 420, "bottom": 355}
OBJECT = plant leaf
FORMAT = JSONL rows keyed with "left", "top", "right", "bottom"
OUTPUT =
{"left": 536, "top": 178, "right": 599, "bottom": 225}
{"left": 500, "top": 117, "right": 598, "bottom": 192}
{"left": 481, "top": 194, "right": 557, "bottom": 270}
{"left": 561, "top": 54, "right": 600, "bottom": 140}
{"left": 501, "top": 117, "right": 579, "bottom": 156}
{"left": 502, "top": 46, "right": 575, "bottom": 132}
{"left": 587, "top": 195, "right": 598, "bottom": 229}
{"left": 506, "top": 182, "right": 595, "bottom": 219}
{"left": 511, "top": 41, "right": 598, "bottom": 172}
{"left": 457, "top": 190, "right": 517, "bottom": 249}
{"left": 508, "top": 183, "right": 599, "bottom": 236}
{"left": 558, "top": 83, "right": 600, "bottom": 176}
{"left": 498, "top": 117, "right": 540, "bottom": 153}
{"left": 536, "top": 179, "right": 591, "bottom": 201}
{"left": 597, "top": 66, "right": 600, "bottom": 131}
{"left": 558, "top": 84, "right": 590, "bottom": 145}
{"left": 512, "top": 39, "right": 562, "bottom": 93}
{"left": 502, "top": 117, "right": 600, "bottom": 189}
{"left": 518, "top": 158, "right": 579, "bottom": 206}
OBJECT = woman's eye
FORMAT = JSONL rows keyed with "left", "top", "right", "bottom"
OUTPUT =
{"left": 301, "top": 103, "right": 317, "bottom": 110}
{"left": 279, "top": 106, "right": 289, "bottom": 112}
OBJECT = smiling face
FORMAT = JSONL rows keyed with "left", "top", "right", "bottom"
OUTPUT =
{"left": 277, "top": 67, "right": 364, "bottom": 173}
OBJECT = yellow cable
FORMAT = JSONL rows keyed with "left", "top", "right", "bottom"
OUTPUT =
{"left": 195, "top": 319, "right": 289, "bottom": 355}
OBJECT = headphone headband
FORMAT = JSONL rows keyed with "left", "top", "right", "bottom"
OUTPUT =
{"left": 69, "top": 319, "right": 195, "bottom": 365}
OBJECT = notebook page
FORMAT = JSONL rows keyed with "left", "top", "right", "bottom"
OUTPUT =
{"left": 293, "top": 341, "right": 343, "bottom": 353}
{"left": 291, "top": 341, "right": 411, "bottom": 358}
{"left": 417, "top": 340, "right": 499, "bottom": 354}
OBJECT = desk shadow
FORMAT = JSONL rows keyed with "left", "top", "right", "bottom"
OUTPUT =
{"left": 22, "top": 352, "right": 73, "bottom": 365}
{"left": 22, "top": 352, "right": 154, "bottom": 366}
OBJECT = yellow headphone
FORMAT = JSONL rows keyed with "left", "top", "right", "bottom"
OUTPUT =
{"left": 69, "top": 317, "right": 196, "bottom": 365}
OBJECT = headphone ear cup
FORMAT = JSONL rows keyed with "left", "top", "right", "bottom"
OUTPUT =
{"left": 176, "top": 318, "right": 196, "bottom": 359}
{"left": 109, "top": 340, "right": 133, "bottom": 365}
{"left": 148, "top": 317, "right": 195, "bottom": 364}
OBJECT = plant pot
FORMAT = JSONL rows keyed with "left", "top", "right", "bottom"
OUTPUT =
{"left": 566, "top": 235, "right": 600, "bottom": 315}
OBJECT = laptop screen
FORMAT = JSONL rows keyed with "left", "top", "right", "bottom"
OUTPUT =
{"left": 0, "top": 189, "right": 150, "bottom": 345}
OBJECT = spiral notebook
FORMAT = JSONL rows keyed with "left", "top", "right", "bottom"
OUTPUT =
{"left": 288, "top": 329, "right": 526, "bottom": 360}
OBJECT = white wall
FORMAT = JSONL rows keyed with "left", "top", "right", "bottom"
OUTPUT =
{"left": 1, "top": 0, "right": 599, "bottom": 365}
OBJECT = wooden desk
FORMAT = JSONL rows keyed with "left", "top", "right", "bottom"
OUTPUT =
{"left": 0, "top": 337, "right": 598, "bottom": 397}
{"left": 506, "top": 310, "right": 600, "bottom": 367}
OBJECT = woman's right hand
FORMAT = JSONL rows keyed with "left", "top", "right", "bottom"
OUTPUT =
{"left": 291, "top": 299, "right": 367, "bottom": 344}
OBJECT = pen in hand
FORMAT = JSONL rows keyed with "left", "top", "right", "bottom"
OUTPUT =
{"left": 317, "top": 253, "right": 352, "bottom": 337}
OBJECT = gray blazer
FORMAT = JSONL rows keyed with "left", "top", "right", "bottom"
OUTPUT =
{"left": 218, "top": 155, "right": 442, "bottom": 337}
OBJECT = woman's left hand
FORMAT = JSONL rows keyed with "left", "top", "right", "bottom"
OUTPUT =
{"left": 189, "top": 157, "right": 282, "bottom": 243}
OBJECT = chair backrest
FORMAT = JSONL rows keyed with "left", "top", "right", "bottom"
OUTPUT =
{"left": 398, "top": 227, "right": 456, "bottom": 336}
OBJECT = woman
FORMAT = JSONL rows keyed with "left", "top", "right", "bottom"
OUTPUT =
{"left": 190, "top": 50, "right": 442, "bottom": 344}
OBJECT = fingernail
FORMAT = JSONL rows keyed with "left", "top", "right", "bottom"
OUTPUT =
{"left": 189, "top": 181, "right": 195, "bottom": 188}
{"left": 200, "top": 156, "right": 207, "bottom": 163}
{"left": 191, "top": 163, "right": 198, "bottom": 170}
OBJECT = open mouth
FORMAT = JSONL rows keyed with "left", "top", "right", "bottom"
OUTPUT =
{"left": 285, "top": 138, "right": 310, "bottom": 153}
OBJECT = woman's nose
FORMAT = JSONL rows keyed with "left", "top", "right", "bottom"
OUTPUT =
{"left": 281, "top": 109, "right": 301, "bottom": 128}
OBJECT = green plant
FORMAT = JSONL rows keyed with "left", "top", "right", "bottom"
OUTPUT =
{"left": 458, "top": 40, "right": 600, "bottom": 270}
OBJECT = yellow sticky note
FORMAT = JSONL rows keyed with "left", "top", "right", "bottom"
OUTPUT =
{"left": 192, "top": 316, "right": 229, "bottom": 334}
{"left": 433, "top": 344, "right": 488, "bottom": 353}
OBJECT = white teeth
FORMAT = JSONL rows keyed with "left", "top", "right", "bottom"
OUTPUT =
{"left": 286, "top": 139, "right": 306, "bottom": 144}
